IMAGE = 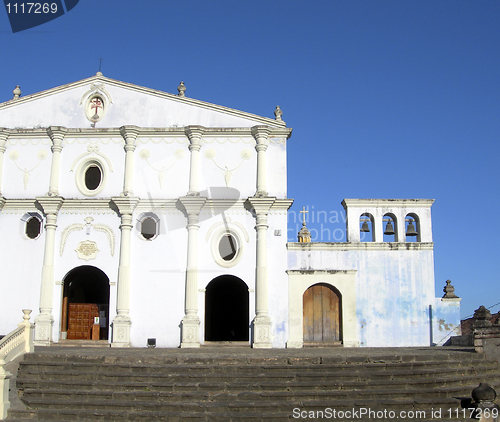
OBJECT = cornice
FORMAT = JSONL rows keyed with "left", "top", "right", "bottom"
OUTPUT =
{"left": 287, "top": 269, "right": 357, "bottom": 275}
{"left": 341, "top": 198, "right": 435, "bottom": 209}
{"left": 3, "top": 126, "right": 292, "bottom": 140}
{"left": 60, "top": 198, "right": 114, "bottom": 211}
{"left": 287, "top": 242, "right": 434, "bottom": 251}
{"left": 271, "top": 199, "right": 294, "bottom": 210}
{"left": 0, "top": 74, "right": 287, "bottom": 128}
{"left": 1, "top": 198, "right": 38, "bottom": 210}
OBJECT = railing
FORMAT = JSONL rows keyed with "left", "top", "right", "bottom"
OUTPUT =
{"left": 0, "top": 310, "right": 34, "bottom": 420}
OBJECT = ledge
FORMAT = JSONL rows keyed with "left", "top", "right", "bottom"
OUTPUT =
{"left": 287, "top": 242, "right": 434, "bottom": 251}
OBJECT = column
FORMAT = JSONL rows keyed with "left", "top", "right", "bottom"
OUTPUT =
{"left": 46, "top": 126, "right": 68, "bottom": 196}
{"left": 251, "top": 126, "right": 272, "bottom": 197}
{"left": 247, "top": 196, "right": 275, "bottom": 348}
{"left": 185, "top": 126, "right": 206, "bottom": 195}
{"left": 111, "top": 197, "right": 139, "bottom": 347}
{"left": 0, "top": 128, "right": 9, "bottom": 197}
{"left": 34, "top": 197, "right": 64, "bottom": 345}
{"left": 119, "top": 126, "right": 140, "bottom": 197}
{"left": 179, "top": 196, "right": 206, "bottom": 348}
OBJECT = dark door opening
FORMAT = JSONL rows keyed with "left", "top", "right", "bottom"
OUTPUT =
{"left": 303, "top": 283, "right": 342, "bottom": 343}
{"left": 61, "top": 265, "right": 110, "bottom": 340}
{"left": 205, "top": 275, "right": 249, "bottom": 341}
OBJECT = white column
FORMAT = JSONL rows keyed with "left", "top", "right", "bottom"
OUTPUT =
{"left": 179, "top": 196, "right": 206, "bottom": 348}
{"left": 0, "top": 128, "right": 9, "bottom": 197}
{"left": 247, "top": 196, "right": 275, "bottom": 348}
{"left": 251, "top": 126, "right": 272, "bottom": 197}
{"left": 111, "top": 196, "right": 139, "bottom": 347}
{"left": 185, "top": 126, "right": 206, "bottom": 196}
{"left": 119, "top": 126, "right": 140, "bottom": 197}
{"left": 46, "top": 126, "right": 68, "bottom": 196}
{"left": 34, "top": 197, "right": 64, "bottom": 345}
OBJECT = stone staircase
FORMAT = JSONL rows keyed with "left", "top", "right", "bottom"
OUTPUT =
{"left": 4, "top": 347, "right": 500, "bottom": 421}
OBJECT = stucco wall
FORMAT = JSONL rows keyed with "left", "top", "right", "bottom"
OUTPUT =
{"left": 288, "top": 243, "right": 451, "bottom": 347}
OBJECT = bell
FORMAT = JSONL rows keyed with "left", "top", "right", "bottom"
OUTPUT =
{"left": 406, "top": 221, "right": 418, "bottom": 237}
{"left": 360, "top": 221, "right": 370, "bottom": 232}
{"left": 384, "top": 221, "right": 395, "bottom": 236}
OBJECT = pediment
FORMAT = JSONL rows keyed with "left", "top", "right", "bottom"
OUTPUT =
{"left": 0, "top": 73, "right": 286, "bottom": 130}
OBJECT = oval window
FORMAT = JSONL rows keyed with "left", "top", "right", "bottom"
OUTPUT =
{"left": 26, "top": 216, "right": 41, "bottom": 239}
{"left": 85, "top": 165, "right": 102, "bottom": 191}
{"left": 219, "top": 234, "right": 238, "bottom": 261}
{"left": 141, "top": 217, "right": 157, "bottom": 240}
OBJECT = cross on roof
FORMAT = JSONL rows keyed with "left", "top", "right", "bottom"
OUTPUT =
{"left": 300, "top": 207, "right": 308, "bottom": 226}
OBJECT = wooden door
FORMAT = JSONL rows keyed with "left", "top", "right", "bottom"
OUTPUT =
{"left": 303, "top": 284, "right": 341, "bottom": 342}
{"left": 67, "top": 303, "right": 99, "bottom": 340}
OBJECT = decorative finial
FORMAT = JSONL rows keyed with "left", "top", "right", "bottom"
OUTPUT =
{"left": 442, "top": 279, "right": 459, "bottom": 298}
{"left": 96, "top": 71, "right": 103, "bottom": 76}
{"left": 177, "top": 81, "right": 186, "bottom": 97}
{"left": 473, "top": 305, "right": 493, "bottom": 328}
{"left": 13, "top": 85, "right": 21, "bottom": 100}
{"left": 274, "top": 105, "right": 283, "bottom": 121}
{"left": 298, "top": 207, "right": 311, "bottom": 243}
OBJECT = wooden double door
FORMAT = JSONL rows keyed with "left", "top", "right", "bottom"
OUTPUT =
{"left": 303, "top": 283, "right": 341, "bottom": 343}
{"left": 67, "top": 303, "right": 99, "bottom": 340}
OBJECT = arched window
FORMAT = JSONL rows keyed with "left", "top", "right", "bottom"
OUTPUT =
{"left": 359, "top": 213, "right": 374, "bottom": 242}
{"left": 383, "top": 213, "right": 397, "bottom": 242}
{"left": 137, "top": 213, "right": 160, "bottom": 240}
{"left": 25, "top": 215, "right": 42, "bottom": 239}
{"left": 405, "top": 213, "right": 420, "bottom": 242}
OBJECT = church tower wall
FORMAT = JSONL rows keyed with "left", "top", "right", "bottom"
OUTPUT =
{"left": 287, "top": 198, "right": 461, "bottom": 347}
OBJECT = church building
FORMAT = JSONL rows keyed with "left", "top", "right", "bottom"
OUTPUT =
{"left": 0, "top": 74, "right": 461, "bottom": 348}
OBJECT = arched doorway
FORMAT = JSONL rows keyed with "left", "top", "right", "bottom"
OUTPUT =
{"left": 61, "top": 266, "right": 110, "bottom": 340}
{"left": 205, "top": 275, "right": 249, "bottom": 342}
{"left": 303, "top": 283, "right": 342, "bottom": 343}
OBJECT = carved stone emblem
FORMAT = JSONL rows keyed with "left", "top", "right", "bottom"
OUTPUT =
{"left": 80, "top": 82, "right": 113, "bottom": 128}
{"left": 75, "top": 240, "right": 100, "bottom": 261}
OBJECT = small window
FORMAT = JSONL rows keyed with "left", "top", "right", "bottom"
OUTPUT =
{"left": 141, "top": 217, "right": 157, "bottom": 240}
{"left": 85, "top": 165, "right": 102, "bottom": 191}
{"left": 26, "top": 216, "right": 41, "bottom": 239}
{"left": 219, "top": 234, "right": 238, "bottom": 261}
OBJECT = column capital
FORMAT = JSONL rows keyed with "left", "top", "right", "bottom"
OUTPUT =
{"left": 111, "top": 196, "right": 140, "bottom": 216}
{"left": 46, "top": 126, "right": 68, "bottom": 151}
{"left": 246, "top": 196, "right": 276, "bottom": 215}
{"left": 178, "top": 196, "right": 207, "bottom": 216}
{"left": 120, "top": 125, "right": 140, "bottom": 151}
{"left": 0, "top": 197, "right": 5, "bottom": 211}
{"left": 185, "top": 125, "right": 206, "bottom": 144}
{"left": 0, "top": 127, "right": 10, "bottom": 145}
{"left": 36, "top": 196, "right": 64, "bottom": 215}
{"left": 251, "top": 125, "right": 272, "bottom": 143}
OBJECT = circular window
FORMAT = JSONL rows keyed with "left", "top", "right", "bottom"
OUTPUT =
{"left": 84, "top": 165, "right": 102, "bottom": 191}
{"left": 25, "top": 216, "right": 42, "bottom": 239}
{"left": 211, "top": 229, "right": 244, "bottom": 268}
{"left": 219, "top": 234, "right": 238, "bottom": 261}
{"left": 75, "top": 159, "right": 107, "bottom": 197}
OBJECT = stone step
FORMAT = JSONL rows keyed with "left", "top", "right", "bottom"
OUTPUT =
{"left": 6, "top": 348, "right": 496, "bottom": 422}
{"left": 8, "top": 396, "right": 475, "bottom": 420}
{"left": 3, "top": 408, "right": 478, "bottom": 422}
{"left": 15, "top": 372, "right": 500, "bottom": 394}
{"left": 18, "top": 384, "right": 489, "bottom": 405}
{"left": 55, "top": 340, "right": 111, "bottom": 348}
{"left": 20, "top": 350, "right": 489, "bottom": 365}
{"left": 16, "top": 355, "right": 499, "bottom": 373}
{"left": 15, "top": 365, "right": 500, "bottom": 386}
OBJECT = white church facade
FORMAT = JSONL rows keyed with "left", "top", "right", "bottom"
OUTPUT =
{"left": 0, "top": 74, "right": 461, "bottom": 348}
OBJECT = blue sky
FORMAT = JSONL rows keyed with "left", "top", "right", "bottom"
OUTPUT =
{"left": 1, "top": 1, "right": 499, "bottom": 319}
